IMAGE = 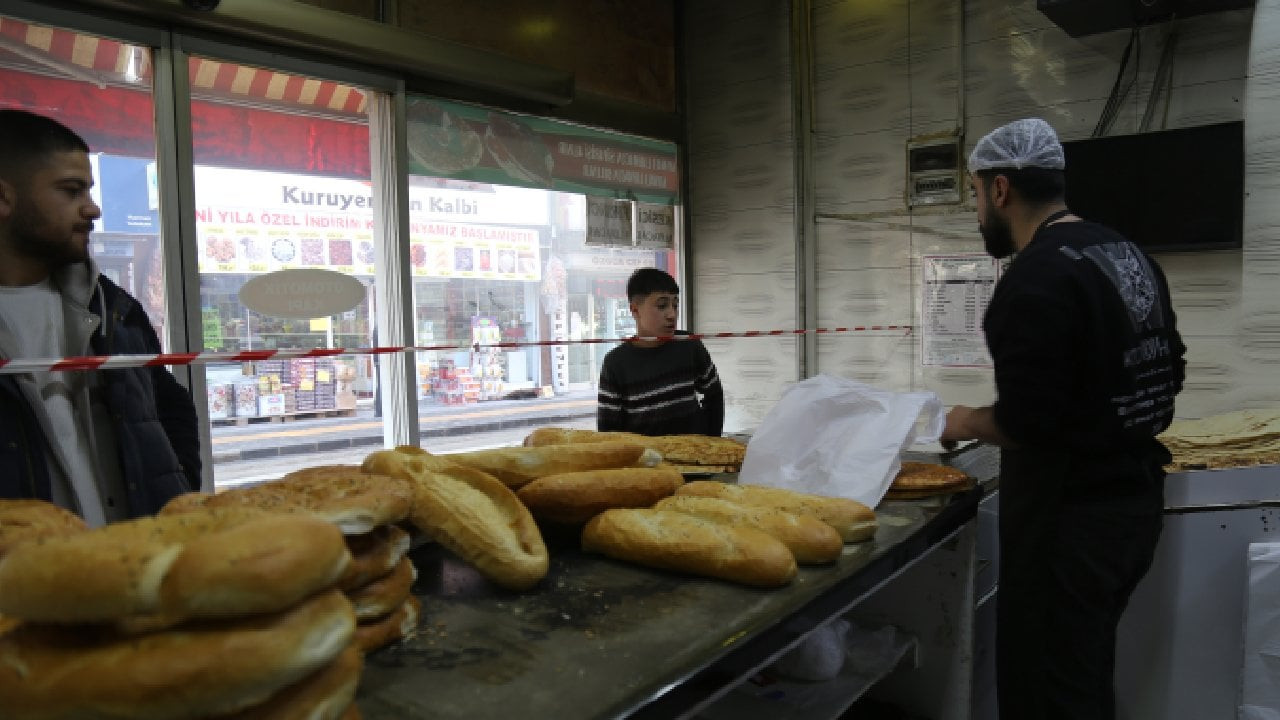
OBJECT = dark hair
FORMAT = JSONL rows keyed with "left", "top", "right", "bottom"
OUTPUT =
{"left": 976, "top": 167, "right": 1065, "bottom": 205}
{"left": 626, "top": 267, "right": 679, "bottom": 301}
{"left": 0, "top": 109, "right": 91, "bottom": 181}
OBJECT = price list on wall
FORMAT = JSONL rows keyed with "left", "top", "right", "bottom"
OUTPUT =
{"left": 921, "top": 254, "right": 1002, "bottom": 367}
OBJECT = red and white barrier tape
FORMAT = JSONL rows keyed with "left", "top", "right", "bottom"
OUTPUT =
{"left": 0, "top": 325, "right": 913, "bottom": 375}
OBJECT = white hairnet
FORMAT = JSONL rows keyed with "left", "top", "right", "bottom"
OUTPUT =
{"left": 968, "top": 118, "right": 1065, "bottom": 172}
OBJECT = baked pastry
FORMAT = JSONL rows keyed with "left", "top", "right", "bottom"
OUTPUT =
{"left": 363, "top": 446, "right": 548, "bottom": 591}
{"left": 0, "top": 499, "right": 89, "bottom": 559}
{"left": 0, "top": 589, "right": 355, "bottom": 720}
{"left": 446, "top": 441, "right": 660, "bottom": 488}
{"left": 653, "top": 495, "right": 843, "bottom": 564}
{"left": 583, "top": 508, "right": 797, "bottom": 587}
{"left": 346, "top": 558, "right": 416, "bottom": 621}
{"left": 353, "top": 596, "right": 421, "bottom": 654}
{"left": 0, "top": 507, "right": 350, "bottom": 624}
{"left": 884, "top": 461, "right": 974, "bottom": 500}
{"left": 523, "top": 427, "right": 747, "bottom": 472}
{"left": 338, "top": 525, "right": 412, "bottom": 592}
{"left": 216, "top": 644, "right": 362, "bottom": 720}
{"left": 515, "top": 464, "right": 684, "bottom": 524}
{"left": 675, "top": 481, "right": 878, "bottom": 543}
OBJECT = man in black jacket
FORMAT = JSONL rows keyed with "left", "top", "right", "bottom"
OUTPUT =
{"left": 0, "top": 109, "right": 200, "bottom": 525}
{"left": 940, "top": 118, "right": 1186, "bottom": 719}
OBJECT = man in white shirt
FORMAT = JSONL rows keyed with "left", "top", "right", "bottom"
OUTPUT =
{"left": 0, "top": 109, "right": 200, "bottom": 525}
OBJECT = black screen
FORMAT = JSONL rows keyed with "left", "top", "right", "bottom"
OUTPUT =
{"left": 1061, "top": 121, "right": 1243, "bottom": 252}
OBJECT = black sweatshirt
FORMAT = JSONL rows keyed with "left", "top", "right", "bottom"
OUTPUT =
{"left": 597, "top": 332, "right": 725, "bottom": 437}
{"left": 985, "top": 219, "right": 1186, "bottom": 466}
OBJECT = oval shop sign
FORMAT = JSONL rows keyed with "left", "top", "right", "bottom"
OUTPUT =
{"left": 239, "top": 268, "right": 366, "bottom": 319}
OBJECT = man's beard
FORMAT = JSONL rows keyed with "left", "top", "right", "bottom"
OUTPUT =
{"left": 980, "top": 210, "right": 1015, "bottom": 259}
{"left": 9, "top": 202, "right": 89, "bottom": 269}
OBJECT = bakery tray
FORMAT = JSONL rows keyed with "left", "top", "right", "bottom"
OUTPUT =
{"left": 356, "top": 488, "right": 981, "bottom": 720}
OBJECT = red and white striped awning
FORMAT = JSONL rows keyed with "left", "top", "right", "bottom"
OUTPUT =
{"left": 0, "top": 16, "right": 367, "bottom": 117}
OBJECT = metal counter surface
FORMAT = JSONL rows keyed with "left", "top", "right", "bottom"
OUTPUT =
{"left": 356, "top": 488, "right": 981, "bottom": 720}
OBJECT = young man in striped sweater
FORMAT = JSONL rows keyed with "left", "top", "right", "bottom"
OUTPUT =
{"left": 596, "top": 268, "right": 724, "bottom": 437}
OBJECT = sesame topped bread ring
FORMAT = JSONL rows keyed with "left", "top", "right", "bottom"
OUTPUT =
{"left": 0, "top": 499, "right": 89, "bottom": 560}
{"left": 364, "top": 446, "right": 548, "bottom": 591}
{"left": 215, "top": 643, "right": 363, "bottom": 720}
{"left": 346, "top": 557, "right": 417, "bottom": 621}
{"left": 0, "top": 507, "right": 350, "bottom": 624}
{"left": 0, "top": 589, "right": 355, "bottom": 720}
{"left": 162, "top": 466, "right": 414, "bottom": 535}
{"left": 338, "top": 524, "right": 412, "bottom": 592}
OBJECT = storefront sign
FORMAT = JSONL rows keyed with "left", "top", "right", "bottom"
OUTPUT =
{"left": 921, "top": 254, "right": 1001, "bottom": 368}
{"left": 95, "top": 154, "right": 159, "bottom": 234}
{"left": 585, "top": 196, "right": 633, "bottom": 247}
{"left": 192, "top": 166, "right": 543, "bottom": 280}
{"left": 239, "top": 268, "right": 366, "bottom": 318}
{"left": 635, "top": 202, "right": 675, "bottom": 249}
{"left": 406, "top": 98, "right": 680, "bottom": 205}
{"left": 565, "top": 249, "right": 661, "bottom": 274}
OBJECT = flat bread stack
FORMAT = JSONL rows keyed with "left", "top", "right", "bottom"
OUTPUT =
{"left": 523, "top": 427, "right": 748, "bottom": 474}
{"left": 883, "top": 462, "right": 974, "bottom": 501}
{"left": 0, "top": 499, "right": 360, "bottom": 719}
{"left": 1159, "top": 409, "right": 1280, "bottom": 471}
{"left": 581, "top": 481, "right": 878, "bottom": 587}
{"left": 161, "top": 465, "right": 419, "bottom": 654}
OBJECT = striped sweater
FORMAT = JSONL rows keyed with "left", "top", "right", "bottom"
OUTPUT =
{"left": 596, "top": 334, "right": 724, "bottom": 437}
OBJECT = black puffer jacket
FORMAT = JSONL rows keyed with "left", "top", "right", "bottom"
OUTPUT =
{"left": 0, "top": 272, "right": 200, "bottom": 517}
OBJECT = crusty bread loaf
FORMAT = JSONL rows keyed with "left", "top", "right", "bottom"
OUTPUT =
{"left": 0, "top": 507, "right": 350, "bottom": 624}
{"left": 653, "top": 495, "right": 843, "bottom": 564}
{"left": 582, "top": 508, "right": 797, "bottom": 587}
{"left": 353, "top": 595, "right": 421, "bottom": 653}
{"left": 363, "top": 446, "right": 548, "bottom": 591}
{"left": 515, "top": 464, "right": 684, "bottom": 524}
{"left": 0, "top": 589, "right": 355, "bottom": 720}
{"left": 346, "top": 557, "right": 416, "bottom": 621}
{"left": 338, "top": 525, "right": 411, "bottom": 592}
{"left": 524, "top": 427, "right": 747, "bottom": 468}
{"left": 215, "top": 643, "right": 362, "bottom": 720}
{"left": 676, "top": 481, "right": 878, "bottom": 543}
{"left": 163, "top": 466, "right": 414, "bottom": 535}
{"left": 446, "top": 441, "right": 661, "bottom": 488}
{"left": 0, "top": 499, "right": 89, "bottom": 559}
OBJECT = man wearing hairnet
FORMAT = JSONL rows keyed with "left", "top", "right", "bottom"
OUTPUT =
{"left": 941, "top": 118, "right": 1186, "bottom": 719}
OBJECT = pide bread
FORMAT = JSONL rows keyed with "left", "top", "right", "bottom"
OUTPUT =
{"left": 515, "top": 464, "right": 684, "bottom": 524}
{"left": 363, "top": 446, "right": 549, "bottom": 591}
{"left": 338, "top": 525, "right": 412, "bottom": 592}
{"left": 0, "top": 499, "right": 89, "bottom": 559}
{"left": 163, "top": 466, "right": 414, "bottom": 535}
{"left": 582, "top": 508, "right": 798, "bottom": 587}
{"left": 446, "top": 441, "right": 660, "bottom": 488}
{"left": 653, "top": 495, "right": 843, "bottom": 564}
{"left": 215, "top": 644, "right": 363, "bottom": 720}
{"left": 346, "top": 557, "right": 417, "bottom": 621}
{"left": 353, "top": 595, "right": 421, "bottom": 653}
{"left": 524, "top": 427, "right": 747, "bottom": 469}
{"left": 676, "top": 481, "right": 877, "bottom": 543}
{"left": 0, "top": 507, "right": 351, "bottom": 624}
{"left": 0, "top": 589, "right": 355, "bottom": 720}
{"left": 890, "top": 462, "right": 973, "bottom": 493}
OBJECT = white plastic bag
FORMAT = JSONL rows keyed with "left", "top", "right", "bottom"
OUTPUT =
{"left": 738, "top": 375, "right": 944, "bottom": 507}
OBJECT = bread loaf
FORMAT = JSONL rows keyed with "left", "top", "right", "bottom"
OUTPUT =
{"left": 163, "top": 466, "right": 414, "bottom": 535}
{"left": 353, "top": 596, "right": 421, "bottom": 653}
{"left": 0, "top": 589, "right": 355, "bottom": 720}
{"left": 217, "top": 644, "right": 362, "bottom": 720}
{"left": 653, "top": 495, "right": 842, "bottom": 564}
{"left": 0, "top": 499, "right": 88, "bottom": 559}
{"left": 446, "top": 441, "right": 661, "bottom": 488}
{"left": 0, "top": 507, "right": 351, "bottom": 624}
{"left": 346, "top": 557, "right": 416, "bottom": 621}
{"left": 582, "top": 508, "right": 797, "bottom": 587}
{"left": 524, "top": 427, "right": 747, "bottom": 468}
{"left": 338, "top": 525, "right": 411, "bottom": 591}
{"left": 515, "top": 464, "right": 684, "bottom": 524}
{"left": 676, "top": 481, "right": 877, "bottom": 543}
{"left": 363, "top": 446, "right": 548, "bottom": 591}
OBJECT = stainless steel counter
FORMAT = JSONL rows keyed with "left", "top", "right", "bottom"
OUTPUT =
{"left": 356, "top": 487, "right": 982, "bottom": 719}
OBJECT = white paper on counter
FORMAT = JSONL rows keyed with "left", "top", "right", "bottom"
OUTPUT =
{"left": 738, "top": 374, "right": 945, "bottom": 507}
{"left": 1241, "top": 542, "right": 1280, "bottom": 720}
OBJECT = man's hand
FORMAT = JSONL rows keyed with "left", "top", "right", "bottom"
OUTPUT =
{"left": 941, "top": 405, "right": 977, "bottom": 447}
{"left": 940, "top": 405, "right": 1013, "bottom": 448}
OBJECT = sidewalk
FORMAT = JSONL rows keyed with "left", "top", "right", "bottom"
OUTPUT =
{"left": 209, "top": 389, "right": 598, "bottom": 463}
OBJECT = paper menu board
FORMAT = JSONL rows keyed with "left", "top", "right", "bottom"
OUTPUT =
{"left": 921, "top": 254, "right": 1001, "bottom": 368}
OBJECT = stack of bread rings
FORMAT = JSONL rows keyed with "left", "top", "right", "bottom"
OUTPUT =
{"left": 0, "top": 497, "right": 360, "bottom": 719}
{"left": 160, "top": 465, "right": 421, "bottom": 655}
